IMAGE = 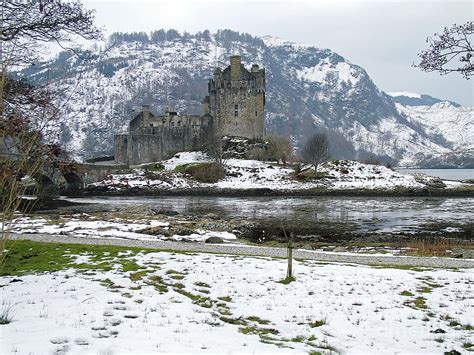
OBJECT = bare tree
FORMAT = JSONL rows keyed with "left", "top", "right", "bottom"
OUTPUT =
{"left": 1, "top": 0, "right": 102, "bottom": 67}
{"left": 415, "top": 21, "right": 473, "bottom": 79}
{"left": 203, "top": 130, "right": 225, "bottom": 166}
{"left": 1, "top": 0, "right": 102, "bottom": 256}
{"left": 267, "top": 134, "right": 293, "bottom": 165}
{"left": 301, "top": 133, "right": 330, "bottom": 171}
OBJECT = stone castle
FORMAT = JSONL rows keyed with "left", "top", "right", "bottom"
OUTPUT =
{"left": 114, "top": 55, "right": 266, "bottom": 164}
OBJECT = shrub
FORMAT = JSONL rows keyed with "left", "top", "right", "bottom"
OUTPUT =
{"left": 142, "top": 162, "right": 164, "bottom": 172}
{"left": 177, "top": 163, "right": 226, "bottom": 183}
{"left": 0, "top": 303, "right": 15, "bottom": 325}
{"left": 295, "top": 170, "right": 331, "bottom": 181}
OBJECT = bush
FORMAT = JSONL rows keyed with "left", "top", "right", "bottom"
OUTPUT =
{"left": 175, "top": 163, "right": 226, "bottom": 183}
{"left": 142, "top": 162, "right": 164, "bottom": 172}
{"left": 295, "top": 170, "right": 331, "bottom": 181}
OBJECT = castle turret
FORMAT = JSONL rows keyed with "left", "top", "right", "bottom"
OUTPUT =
{"left": 201, "top": 96, "right": 210, "bottom": 115}
{"left": 207, "top": 55, "right": 266, "bottom": 140}
{"left": 142, "top": 105, "right": 150, "bottom": 126}
{"left": 230, "top": 55, "right": 241, "bottom": 81}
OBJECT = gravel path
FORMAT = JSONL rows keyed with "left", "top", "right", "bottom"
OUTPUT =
{"left": 10, "top": 233, "right": 474, "bottom": 269}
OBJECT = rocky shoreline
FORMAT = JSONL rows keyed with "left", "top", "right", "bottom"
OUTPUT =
{"left": 81, "top": 185, "right": 474, "bottom": 198}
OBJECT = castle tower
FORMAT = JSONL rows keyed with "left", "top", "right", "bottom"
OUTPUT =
{"left": 208, "top": 55, "right": 265, "bottom": 140}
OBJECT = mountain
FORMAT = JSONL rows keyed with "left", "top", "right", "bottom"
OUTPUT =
{"left": 18, "top": 29, "right": 469, "bottom": 167}
{"left": 388, "top": 92, "right": 461, "bottom": 107}
{"left": 394, "top": 101, "right": 474, "bottom": 168}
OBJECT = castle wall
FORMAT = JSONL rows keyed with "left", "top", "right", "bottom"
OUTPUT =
{"left": 210, "top": 89, "right": 264, "bottom": 139}
{"left": 114, "top": 134, "right": 129, "bottom": 164}
{"left": 115, "top": 125, "right": 212, "bottom": 165}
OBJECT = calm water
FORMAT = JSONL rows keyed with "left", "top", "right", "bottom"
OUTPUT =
{"left": 396, "top": 169, "right": 474, "bottom": 181}
{"left": 65, "top": 196, "right": 474, "bottom": 234}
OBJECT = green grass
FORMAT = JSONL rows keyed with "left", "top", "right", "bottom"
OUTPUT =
{"left": 217, "top": 296, "right": 232, "bottom": 302}
{"left": 400, "top": 290, "right": 414, "bottom": 297}
{"left": 277, "top": 276, "right": 296, "bottom": 285}
{"left": 246, "top": 316, "right": 271, "bottom": 325}
{"left": 309, "top": 319, "right": 326, "bottom": 328}
{"left": 404, "top": 296, "right": 428, "bottom": 310}
{"left": 194, "top": 281, "right": 211, "bottom": 288}
{"left": 141, "top": 162, "right": 165, "bottom": 172}
{"left": 219, "top": 316, "right": 247, "bottom": 325}
{"left": 129, "top": 270, "right": 148, "bottom": 281}
{"left": 463, "top": 342, "right": 473, "bottom": 349}
{"left": 239, "top": 326, "right": 279, "bottom": 336}
{"left": 174, "top": 289, "right": 214, "bottom": 308}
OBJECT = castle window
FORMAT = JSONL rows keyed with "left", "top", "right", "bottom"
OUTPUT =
{"left": 234, "top": 104, "right": 239, "bottom": 117}
{"left": 150, "top": 124, "right": 153, "bottom": 127}
{"left": 178, "top": 121, "right": 181, "bottom": 126}
{"left": 255, "top": 111, "right": 258, "bottom": 117}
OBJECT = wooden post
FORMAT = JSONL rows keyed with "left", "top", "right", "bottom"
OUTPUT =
{"left": 287, "top": 244, "right": 293, "bottom": 279}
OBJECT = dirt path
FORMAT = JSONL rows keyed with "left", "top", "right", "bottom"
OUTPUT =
{"left": 9, "top": 233, "right": 474, "bottom": 269}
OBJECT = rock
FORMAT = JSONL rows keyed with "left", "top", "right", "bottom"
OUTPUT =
{"left": 451, "top": 248, "right": 474, "bottom": 259}
{"left": 156, "top": 209, "right": 179, "bottom": 216}
{"left": 431, "top": 328, "right": 446, "bottom": 334}
{"left": 334, "top": 246, "right": 347, "bottom": 252}
{"left": 414, "top": 174, "right": 446, "bottom": 188}
{"left": 205, "top": 236, "right": 224, "bottom": 244}
{"left": 235, "top": 222, "right": 265, "bottom": 242}
{"left": 119, "top": 205, "right": 158, "bottom": 216}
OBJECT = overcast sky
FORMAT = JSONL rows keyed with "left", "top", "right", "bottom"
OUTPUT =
{"left": 82, "top": 0, "right": 473, "bottom": 106}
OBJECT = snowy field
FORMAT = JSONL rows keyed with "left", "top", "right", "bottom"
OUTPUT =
{"left": 1, "top": 250, "right": 472, "bottom": 354}
{"left": 6, "top": 214, "right": 238, "bottom": 243}
{"left": 92, "top": 152, "right": 467, "bottom": 192}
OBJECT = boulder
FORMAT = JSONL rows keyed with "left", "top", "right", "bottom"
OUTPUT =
{"left": 205, "top": 236, "right": 224, "bottom": 244}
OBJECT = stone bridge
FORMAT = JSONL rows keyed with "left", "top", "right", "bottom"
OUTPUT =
{"left": 37, "top": 162, "right": 131, "bottom": 197}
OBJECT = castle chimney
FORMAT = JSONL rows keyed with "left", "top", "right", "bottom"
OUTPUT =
{"left": 230, "top": 55, "right": 241, "bottom": 81}
{"left": 142, "top": 105, "right": 150, "bottom": 125}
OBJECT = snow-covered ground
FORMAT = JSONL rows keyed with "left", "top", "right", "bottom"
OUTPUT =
{"left": 91, "top": 152, "right": 468, "bottom": 192}
{"left": 1, "top": 250, "right": 472, "bottom": 354}
{"left": 6, "top": 214, "right": 237, "bottom": 243}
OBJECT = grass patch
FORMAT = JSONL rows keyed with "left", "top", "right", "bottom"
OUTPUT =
{"left": 219, "top": 316, "right": 247, "bottom": 326}
{"left": 309, "top": 319, "right": 326, "bottom": 328}
{"left": 217, "top": 296, "right": 232, "bottom": 302}
{"left": 400, "top": 290, "right": 414, "bottom": 297}
{"left": 463, "top": 342, "right": 473, "bottom": 349}
{"left": 0, "top": 240, "right": 148, "bottom": 276}
{"left": 141, "top": 162, "right": 165, "bottom": 172}
{"left": 404, "top": 296, "right": 427, "bottom": 310}
{"left": 239, "top": 326, "right": 279, "bottom": 336}
{"left": 417, "top": 286, "right": 433, "bottom": 294}
{"left": 174, "top": 289, "right": 214, "bottom": 308}
{"left": 407, "top": 238, "right": 464, "bottom": 257}
{"left": 277, "top": 276, "right": 296, "bottom": 285}
{"left": 194, "top": 281, "right": 211, "bottom": 288}
{"left": 246, "top": 316, "right": 270, "bottom": 325}
{"left": 175, "top": 162, "right": 226, "bottom": 183}
{"left": 129, "top": 270, "right": 148, "bottom": 281}
{"left": 0, "top": 303, "right": 15, "bottom": 325}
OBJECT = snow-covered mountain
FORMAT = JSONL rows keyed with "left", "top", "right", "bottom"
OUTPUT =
{"left": 393, "top": 99, "right": 474, "bottom": 168}
{"left": 19, "top": 29, "right": 471, "bottom": 167}
{"left": 388, "top": 91, "right": 461, "bottom": 107}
